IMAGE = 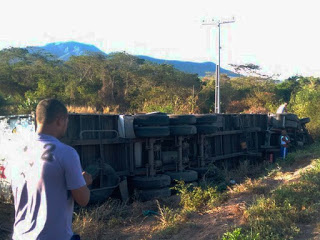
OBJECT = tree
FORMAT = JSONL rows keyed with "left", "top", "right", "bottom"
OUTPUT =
{"left": 290, "top": 78, "right": 320, "bottom": 136}
{"left": 229, "top": 63, "right": 280, "bottom": 80}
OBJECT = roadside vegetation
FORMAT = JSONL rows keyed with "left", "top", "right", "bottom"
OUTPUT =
{"left": 70, "top": 142, "right": 320, "bottom": 240}
{"left": 1, "top": 47, "right": 320, "bottom": 137}
{"left": 222, "top": 142, "right": 320, "bottom": 240}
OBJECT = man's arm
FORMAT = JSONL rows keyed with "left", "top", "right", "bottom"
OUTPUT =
{"left": 71, "top": 172, "right": 92, "bottom": 207}
{"left": 62, "top": 148, "right": 92, "bottom": 207}
{"left": 281, "top": 136, "right": 290, "bottom": 146}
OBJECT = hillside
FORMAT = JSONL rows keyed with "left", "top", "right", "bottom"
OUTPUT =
{"left": 27, "top": 41, "right": 236, "bottom": 77}
{"left": 137, "top": 55, "right": 238, "bottom": 77}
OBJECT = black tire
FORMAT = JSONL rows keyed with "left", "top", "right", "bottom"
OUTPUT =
{"left": 165, "top": 170, "right": 198, "bottom": 183}
{"left": 196, "top": 125, "right": 219, "bottom": 134}
{"left": 300, "top": 117, "right": 310, "bottom": 124}
{"left": 211, "top": 122, "right": 224, "bottom": 128}
{"left": 189, "top": 167, "right": 210, "bottom": 176}
{"left": 169, "top": 115, "right": 196, "bottom": 125}
{"left": 285, "top": 120, "right": 298, "bottom": 128}
{"left": 169, "top": 125, "right": 197, "bottom": 136}
{"left": 195, "top": 114, "right": 217, "bottom": 124}
{"left": 134, "top": 113, "right": 169, "bottom": 126}
{"left": 137, "top": 187, "right": 171, "bottom": 201}
{"left": 134, "top": 126, "right": 170, "bottom": 137}
{"left": 132, "top": 174, "right": 171, "bottom": 190}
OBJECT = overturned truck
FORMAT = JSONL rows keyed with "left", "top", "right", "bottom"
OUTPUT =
{"left": 0, "top": 112, "right": 312, "bottom": 202}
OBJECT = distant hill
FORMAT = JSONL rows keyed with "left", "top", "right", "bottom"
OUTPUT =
{"left": 137, "top": 55, "right": 237, "bottom": 77}
{"left": 27, "top": 41, "right": 237, "bottom": 77}
{"left": 27, "top": 41, "right": 106, "bottom": 61}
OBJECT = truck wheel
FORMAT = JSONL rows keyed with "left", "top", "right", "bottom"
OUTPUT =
{"left": 134, "top": 113, "right": 169, "bottom": 126}
{"left": 132, "top": 174, "right": 171, "bottom": 190}
{"left": 195, "top": 114, "right": 217, "bottom": 124}
{"left": 211, "top": 121, "right": 224, "bottom": 128}
{"left": 137, "top": 187, "right": 171, "bottom": 201}
{"left": 196, "top": 125, "right": 219, "bottom": 134}
{"left": 169, "top": 125, "right": 197, "bottom": 136}
{"left": 189, "top": 167, "right": 210, "bottom": 177}
{"left": 134, "top": 126, "right": 170, "bottom": 137}
{"left": 169, "top": 115, "right": 196, "bottom": 125}
{"left": 165, "top": 170, "right": 198, "bottom": 183}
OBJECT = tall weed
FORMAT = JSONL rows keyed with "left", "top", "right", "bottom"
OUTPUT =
{"left": 174, "top": 181, "right": 226, "bottom": 212}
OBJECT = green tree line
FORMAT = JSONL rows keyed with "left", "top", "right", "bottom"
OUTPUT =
{"left": 0, "top": 47, "right": 319, "bottom": 135}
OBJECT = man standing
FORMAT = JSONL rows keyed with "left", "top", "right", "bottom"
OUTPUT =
{"left": 280, "top": 130, "right": 290, "bottom": 159}
{"left": 276, "top": 102, "right": 288, "bottom": 114}
{"left": 8, "top": 99, "right": 92, "bottom": 240}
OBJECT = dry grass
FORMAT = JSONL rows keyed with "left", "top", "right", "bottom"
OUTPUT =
{"left": 72, "top": 199, "right": 129, "bottom": 240}
{"left": 71, "top": 198, "right": 179, "bottom": 240}
{"left": 231, "top": 178, "right": 265, "bottom": 194}
{"left": 67, "top": 105, "right": 119, "bottom": 114}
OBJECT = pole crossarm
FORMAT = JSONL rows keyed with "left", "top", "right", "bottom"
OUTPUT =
{"left": 202, "top": 19, "right": 235, "bottom": 26}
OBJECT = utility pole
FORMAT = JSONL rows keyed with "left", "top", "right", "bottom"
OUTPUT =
{"left": 202, "top": 18, "right": 235, "bottom": 113}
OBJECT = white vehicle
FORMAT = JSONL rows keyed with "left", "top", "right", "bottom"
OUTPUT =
{"left": 0, "top": 115, "right": 35, "bottom": 202}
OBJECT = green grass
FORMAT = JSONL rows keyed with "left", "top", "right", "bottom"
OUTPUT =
{"left": 222, "top": 228, "right": 260, "bottom": 240}
{"left": 173, "top": 181, "right": 227, "bottom": 212}
{"left": 153, "top": 200, "right": 188, "bottom": 237}
{"left": 156, "top": 143, "right": 320, "bottom": 238}
{"left": 222, "top": 142, "right": 320, "bottom": 240}
{"left": 152, "top": 181, "right": 227, "bottom": 237}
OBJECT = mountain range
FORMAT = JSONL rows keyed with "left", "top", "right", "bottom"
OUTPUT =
{"left": 27, "top": 41, "right": 237, "bottom": 77}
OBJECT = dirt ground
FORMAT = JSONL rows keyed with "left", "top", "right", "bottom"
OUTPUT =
{"left": 2, "top": 157, "right": 320, "bottom": 240}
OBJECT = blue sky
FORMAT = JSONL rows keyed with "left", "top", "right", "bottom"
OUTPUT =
{"left": 1, "top": 0, "right": 319, "bottom": 79}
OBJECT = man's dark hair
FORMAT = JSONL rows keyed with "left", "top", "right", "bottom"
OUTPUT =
{"left": 36, "top": 99, "right": 68, "bottom": 124}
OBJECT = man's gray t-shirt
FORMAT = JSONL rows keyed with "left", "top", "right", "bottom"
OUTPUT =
{"left": 10, "top": 134, "right": 86, "bottom": 240}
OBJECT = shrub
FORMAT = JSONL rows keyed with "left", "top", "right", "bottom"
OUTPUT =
{"left": 174, "top": 181, "right": 225, "bottom": 212}
{"left": 222, "top": 228, "right": 260, "bottom": 240}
